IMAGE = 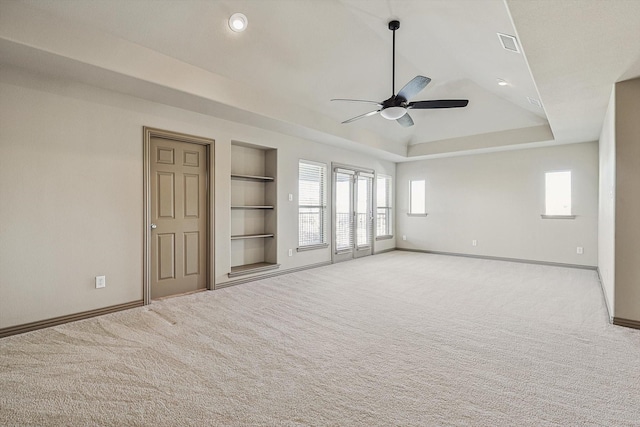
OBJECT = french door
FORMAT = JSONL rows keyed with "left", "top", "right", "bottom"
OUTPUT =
{"left": 332, "top": 165, "right": 374, "bottom": 263}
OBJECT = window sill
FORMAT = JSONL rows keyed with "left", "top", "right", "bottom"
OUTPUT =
{"left": 540, "top": 214, "right": 576, "bottom": 219}
{"left": 407, "top": 213, "right": 428, "bottom": 217}
{"left": 375, "top": 235, "right": 394, "bottom": 241}
{"left": 297, "top": 243, "right": 329, "bottom": 252}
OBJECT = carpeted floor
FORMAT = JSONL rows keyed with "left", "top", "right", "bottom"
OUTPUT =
{"left": 1, "top": 251, "right": 640, "bottom": 426}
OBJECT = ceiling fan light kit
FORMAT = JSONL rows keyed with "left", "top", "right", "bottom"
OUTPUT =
{"left": 332, "top": 20, "right": 469, "bottom": 127}
{"left": 380, "top": 106, "right": 407, "bottom": 120}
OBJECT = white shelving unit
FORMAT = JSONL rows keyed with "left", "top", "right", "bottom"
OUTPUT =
{"left": 229, "top": 143, "right": 279, "bottom": 278}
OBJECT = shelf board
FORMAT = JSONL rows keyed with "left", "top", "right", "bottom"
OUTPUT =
{"left": 231, "top": 174, "right": 274, "bottom": 182}
{"left": 228, "top": 262, "right": 280, "bottom": 278}
{"left": 231, "top": 205, "right": 274, "bottom": 209}
{"left": 231, "top": 233, "right": 275, "bottom": 240}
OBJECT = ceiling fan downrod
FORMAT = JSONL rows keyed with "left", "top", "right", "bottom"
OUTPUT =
{"left": 389, "top": 20, "right": 400, "bottom": 97}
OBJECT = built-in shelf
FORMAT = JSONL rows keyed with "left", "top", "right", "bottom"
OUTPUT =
{"left": 229, "top": 142, "right": 278, "bottom": 280}
{"left": 231, "top": 174, "right": 274, "bottom": 182}
{"left": 231, "top": 205, "right": 274, "bottom": 209}
{"left": 228, "top": 262, "right": 280, "bottom": 278}
{"left": 231, "top": 233, "right": 275, "bottom": 240}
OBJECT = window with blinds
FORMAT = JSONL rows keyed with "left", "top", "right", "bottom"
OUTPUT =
{"left": 376, "top": 175, "right": 392, "bottom": 237}
{"left": 298, "top": 160, "right": 327, "bottom": 248}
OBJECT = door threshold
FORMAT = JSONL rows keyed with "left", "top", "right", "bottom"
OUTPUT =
{"left": 152, "top": 288, "right": 207, "bottom": 301}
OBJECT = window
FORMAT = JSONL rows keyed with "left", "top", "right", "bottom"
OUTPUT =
{"left": 376, "top": 175, "right": 392, "bottom": 237}
{"left": 298, "top": 160, "right": 327, "bottom": 248}
{"left": 409, "top": 179, "right": 426, "bottom": 215}
{"left": 544, "top": 171, "right": 572, "bottom": 216}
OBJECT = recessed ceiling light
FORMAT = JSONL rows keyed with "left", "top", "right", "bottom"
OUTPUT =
{"left": 229, "top": 13, "right": 248, "bottom": 32}
{"left": 497, "top": 78, "right": 509, "bottom": 86}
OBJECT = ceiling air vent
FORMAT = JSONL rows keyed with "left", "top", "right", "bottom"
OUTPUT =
{"left": 527, "top": 97, "right": 542, "bottom": 108}
{"left": 497, "top": 33, "right": 520, "bottom": 53}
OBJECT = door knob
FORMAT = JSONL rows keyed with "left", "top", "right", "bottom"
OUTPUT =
{"left": 150, "top": 223, "right": 157, "bottom": 229}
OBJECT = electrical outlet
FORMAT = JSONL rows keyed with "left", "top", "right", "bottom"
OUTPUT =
{"left": 95, "top": 275, "right": 106, "bottom": 289}
{"left": 288, "top": 249, "right": 293, "bottom": 257}
{"left": 402, "top": 235, "right": 407, "bottom": 241}
{"left": 577, "top": 247, "right": 583, "bottom": 255}
{"left": 472, "top": 240, "right": 477, "bottom": 247}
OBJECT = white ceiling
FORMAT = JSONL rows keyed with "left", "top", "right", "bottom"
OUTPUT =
{"left": 1, "top": 0, "right": 639, "bottom": 160}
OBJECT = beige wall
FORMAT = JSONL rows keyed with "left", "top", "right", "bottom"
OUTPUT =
{"left": 598, "top": 89, "right": 616, "bottom": 318}
{"left": 396, "top": 143, "right": 599, "bottom": 266}
{"left": 216, "top": 128, "right": 397, "bottom": 287}
{"left": 0, "top": 67, "right": 395, "bottom": 329}
{"left": 614, "top": 77, "right": 640, "bottom": 322}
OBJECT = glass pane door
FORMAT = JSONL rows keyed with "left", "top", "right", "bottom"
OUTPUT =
{"left": 334, "top": 171, "right": 353, "bottom": 254}
{"left": 354, "top": 174, "right": 373, "bottom": 257}
{"left": 332, "top": 166, "right": 374, "bottom": 263}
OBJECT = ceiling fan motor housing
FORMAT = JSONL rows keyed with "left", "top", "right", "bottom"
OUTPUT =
{"left": 380, "top": 94, "right": 408, "bottom": 120}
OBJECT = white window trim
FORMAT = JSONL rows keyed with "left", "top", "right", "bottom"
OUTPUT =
{"left": 541, "top": 214, "right": 576, "bottom": 219}
{"left": 297, "top": 243, "right": 329, "bottom": 252}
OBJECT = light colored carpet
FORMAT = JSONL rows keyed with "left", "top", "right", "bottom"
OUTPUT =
{"left": 1, "top": 251, "right": 640, "bottom": 426}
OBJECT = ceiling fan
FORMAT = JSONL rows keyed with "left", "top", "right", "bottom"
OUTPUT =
{"left": 332, "top": 20, "right": 469, "bottom": 127}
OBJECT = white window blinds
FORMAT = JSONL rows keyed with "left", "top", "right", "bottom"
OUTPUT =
{"left": 298, "top": 160, "right": 327, "bottom": 247}
{"left": 376, "top": 175, "right": 392, "bottom": 236}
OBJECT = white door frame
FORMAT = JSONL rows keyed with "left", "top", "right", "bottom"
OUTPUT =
{"left": 142, "top": 127, "right": 214, "bottom": 305}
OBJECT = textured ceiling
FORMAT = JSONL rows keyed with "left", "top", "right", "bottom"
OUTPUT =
{"left": 507, "top": 0, "right": 640, "bottom": 145}
{"left": 1, "top": 0, "right": 639, "bottom": 160}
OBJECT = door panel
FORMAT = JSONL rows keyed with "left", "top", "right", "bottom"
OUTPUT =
{"left": 184, "top": 174, "right": 200, "bottom": 218}
{"left": 335, "top": 171, "right": 353, "bottom": 252}
{"left": 183, "top": 232, "right": 200, "bottom": 276}
{"left": 157, "top": 147, "right": 174, "bottom": 164}
{"left": 355, "top": 174, "right": 373, "bottom": 257}
{"left": 150, "top": 137, "right": 207, "bottom": 299}
{"left": 157, "top": 233, "right": 176, "bottom": 280}
{"left": 157, "top": 172, "right": 175, "bottom": 218}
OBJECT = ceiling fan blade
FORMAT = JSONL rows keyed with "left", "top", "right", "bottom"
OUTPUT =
{"left": 396, "top": 113, "right": 414, "bottom": 127}
{"left": 397, "top": 76, "right": 431, "bottom": 101}
{"left": 408, "top": 99, "right": 469, "bottom": 109}
{"left": 331, "top": 98, "right": 383, "bottom": 106}
{"left": 342, "top": 110, "right": 380, "bottom": 124}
